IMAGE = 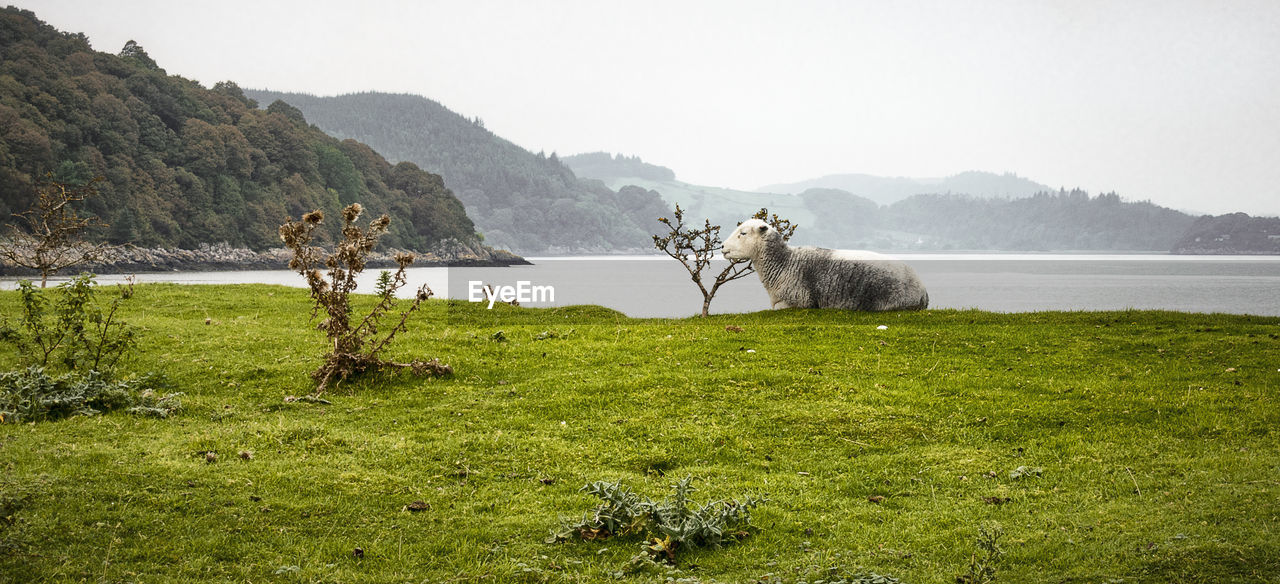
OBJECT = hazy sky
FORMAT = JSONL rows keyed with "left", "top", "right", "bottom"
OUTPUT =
{"left": 17, "top": 0, "right": 1280, "bottom": 215}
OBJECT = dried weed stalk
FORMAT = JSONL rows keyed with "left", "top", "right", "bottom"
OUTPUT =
{"left": 653, "top": 205, "right": 796, "bottom": 317}
{"left": 279, "top": 204, "right": 451, "bottom": 394}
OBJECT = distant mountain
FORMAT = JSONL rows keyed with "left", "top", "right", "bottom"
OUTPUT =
{"left": 571, "top": 173, "right": 820, "bottom": 245}
{"left": 243, "top": 91, "right": 669, "bottom": 254}
{"left": 576, "top": 157, "right": 1207, "bottom": 251}
{"left": 795, "top": 188, "right": 882, "bottom": 248}
{"left": 881, "top": 190, "right": 1196, "bottom": 251}
{"left": 759, "top": 171, "right": 1053, "bottom": 206}
{"left": 562, "top": 152, "right": 809, "bottom": 241}
{"left": 0, "top": 8, "right": 491, "bottom": 260}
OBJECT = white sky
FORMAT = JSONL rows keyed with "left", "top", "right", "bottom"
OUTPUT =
{"left": 17, "top": 0, "right": 1280, "bottom": 216}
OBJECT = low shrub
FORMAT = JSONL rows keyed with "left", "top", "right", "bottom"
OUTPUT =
{"left": 551, "top": 476, "right": 765, "bottom": 564}
{"left": 0, "top": 367, "right": 180, "bottom": 424}
{"left": 0, "top": 274, "right": 136, "bottom": 374}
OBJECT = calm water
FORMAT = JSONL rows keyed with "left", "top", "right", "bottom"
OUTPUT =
{"left": 6, "top": 254, "right": 1280, "bottom": 318}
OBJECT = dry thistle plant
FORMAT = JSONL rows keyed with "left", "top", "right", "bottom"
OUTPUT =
{"left": 279, "top": 203, "right": 451, "bottom": 394}
{"left": 653, "top": 205, "right": 796, "bottom": 317}
{"left": 0, "top": 176, "right": 122, "bottom": 287}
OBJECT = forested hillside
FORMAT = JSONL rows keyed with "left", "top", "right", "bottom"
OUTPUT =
{"left": 0, "top": 8, "right": 483, "bottom": 255}
{"left": 243, "top": 91, "right": 670, "bottom": 253}
{"left": 880, "top": 190, "right": 1197, "bottom": 251}
{"left": 562, "top": 152, "right": 675, "bottom": 182}
{"left": 1172, "top": 213, "right": 1280, "bottom": 254}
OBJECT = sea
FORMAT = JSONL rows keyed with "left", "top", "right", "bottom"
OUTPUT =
{"left": 6, "top": 254, "right": 1279, "bottom": 318}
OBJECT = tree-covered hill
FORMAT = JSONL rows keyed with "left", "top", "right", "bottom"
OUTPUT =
{"left": 1172, "top": 213, "right": 1280, "bottom": 255}
{"left": 242, "top": 91, "right": 670, "bottom": 254}
{"left": 0, "top": 8, "right": 485, "bottom": 256}
{"left": 561, "top": 152, "right": 676, "bottom": 182}
{"left": 880, "top": 190, "right": 1198, "bottom": 251}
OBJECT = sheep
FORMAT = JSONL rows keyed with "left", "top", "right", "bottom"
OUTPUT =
{"left": 722, "top": 218, "right": 929, "bottom": 311}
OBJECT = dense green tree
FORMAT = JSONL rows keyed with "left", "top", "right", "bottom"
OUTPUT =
{"left": 117, "top": 40, "right": 158, "bottom": 70}
{"left": 0, "top": 8, "right": 482, "bottom": 254}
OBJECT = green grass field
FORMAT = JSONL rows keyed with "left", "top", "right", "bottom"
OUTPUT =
{"left": 1, "top": 283, "right": 1277, "bottom": 583}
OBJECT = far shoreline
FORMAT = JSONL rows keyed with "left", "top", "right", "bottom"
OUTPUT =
{"left": 0, "top": 243, "right": 530, "bottom": 278}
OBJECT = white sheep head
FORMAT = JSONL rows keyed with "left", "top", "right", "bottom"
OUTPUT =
{"left": 722, "top": 218, "right": 774, "bottom": 261}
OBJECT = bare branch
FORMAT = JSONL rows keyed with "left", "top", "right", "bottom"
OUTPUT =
{"left": 652, "top": 205, "right": 798, "bottom": 316}
{"left": 0, "top": 176, "right": 119, "bottom": 287}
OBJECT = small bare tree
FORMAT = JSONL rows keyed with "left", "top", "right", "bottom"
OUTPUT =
{"left": 279, "top": 203, "right": 451, "bottom": 394}
{"left": 653, "top": 205, "right": 796, "bottom": 317}
{"left": 0, "top": 177, "right": 120, "bottom": 287}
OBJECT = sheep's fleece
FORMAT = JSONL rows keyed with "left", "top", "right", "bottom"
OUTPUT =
{"left": 722, "top": 219, "right": 929, "bottom": 311}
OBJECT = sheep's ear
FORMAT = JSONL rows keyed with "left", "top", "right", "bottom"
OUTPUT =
{"left": 757, "top": 224, "right": 769, "bottom": 234}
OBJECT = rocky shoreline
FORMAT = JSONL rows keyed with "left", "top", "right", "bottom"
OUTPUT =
{"left": 0, "top": 241, "right": 529, "bottom": 277}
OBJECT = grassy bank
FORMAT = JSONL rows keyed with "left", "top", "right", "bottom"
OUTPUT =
{"left": 1, "top": 284, "right": 1277, "bottom": 583}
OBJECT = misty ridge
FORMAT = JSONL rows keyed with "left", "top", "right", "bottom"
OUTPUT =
{"left": 243, "top": 90, "right": 669, "bottom": 255}
{"left": 0, "top": 5, "right": 1274, "bottom": 261}
{"left": 244, "top": 90, "right": 1279, "bottom": 256}
{"left": 564, "top": 154, "right": 1278, "bottom": 254}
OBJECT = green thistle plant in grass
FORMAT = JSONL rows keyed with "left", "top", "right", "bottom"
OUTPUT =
{"left": 552, "top": 476, "right": 764, "bottom": 565}
{"left": 0, "top": 367, "right": 180, "bottom": 424}
{"left": 957, "top": 525, "right": 1005, "bottom": 584}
